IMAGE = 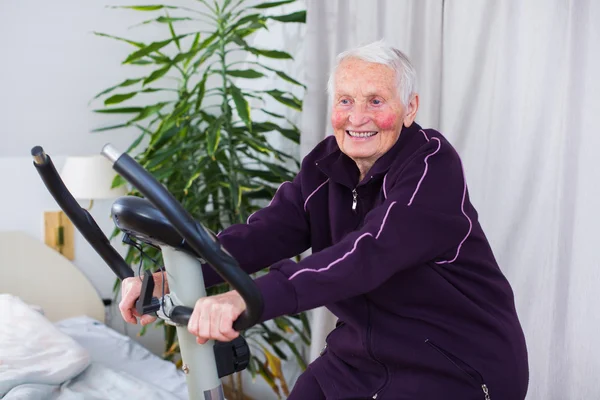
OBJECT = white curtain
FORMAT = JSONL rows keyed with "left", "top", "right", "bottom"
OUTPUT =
{"left": 301, "top": 1, "right": 600, "bottom": 399}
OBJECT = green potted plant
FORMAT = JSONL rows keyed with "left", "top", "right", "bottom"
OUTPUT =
{"left": 93, "top": 0, "right": 309, "bottom": 398}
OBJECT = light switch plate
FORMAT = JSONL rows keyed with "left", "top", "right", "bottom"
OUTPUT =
{"left": 44, "top": 211, "right": 75, "bottom": 260}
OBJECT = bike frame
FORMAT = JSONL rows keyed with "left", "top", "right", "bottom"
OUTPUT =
{"left": 161, "top": 246, "right": 223, "bottom": 399}
{"left": 32, "top": 144, "right": 264, "bottom": 400}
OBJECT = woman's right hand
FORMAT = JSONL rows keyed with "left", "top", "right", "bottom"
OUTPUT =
{"left": 119, "top": 272, "right": 168, "bottom": 326}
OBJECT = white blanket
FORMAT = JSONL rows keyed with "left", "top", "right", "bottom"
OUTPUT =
{"left": 4, "top": 363, "right": 184, "bottom": 400}
{"left": 0, "top": 294, "right": 90, "bottom": 397}
{"left": 0, "top": 294, "right": 184, "bottom": 400}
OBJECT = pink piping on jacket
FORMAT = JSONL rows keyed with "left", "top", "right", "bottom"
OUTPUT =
{"left": 408, "top": 133, "right": 441, "bottom": 206}
{"left": 383, "top": 129, "right": 440, "bottom": 202}
{"left": 382, "top": 173, "right": 388, "bottom": 200}
{"left": 288, "top": 201, "right": 397, "bottom": 280}
{"left": 304, "top": 179, "right": 329, "bottom": 212}
{"left": 417, "top": 130, "right": 472, "bottom": 264}
{"left": 435, "top": 158, "right": 472, "bottom": 264}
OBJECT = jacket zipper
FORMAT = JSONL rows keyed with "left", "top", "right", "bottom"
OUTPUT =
{"left": 319, "top": 319, "right": 346, "bottom": 356}
{"left": 352, "top": 188, "right": 358, "bottom": 211}
{"left": 425, "top": 339, "right": 491, "bottom": 400}
{"left": 366, "top": 301, "right": 389, "bottom": 399}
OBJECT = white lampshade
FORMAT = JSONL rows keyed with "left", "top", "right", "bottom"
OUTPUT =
{"left": 60, "top": 155, "right": 128, "bottom": 200}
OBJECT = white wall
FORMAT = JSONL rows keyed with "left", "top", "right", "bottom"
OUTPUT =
{"left": 0, "top": 0, "right": 306, "bottom": 397}
{"left": 1, "top": 2, "right": 149, "bottom": 156}
{"left": 0, "top": 0, "right": 179, "bottom": 355}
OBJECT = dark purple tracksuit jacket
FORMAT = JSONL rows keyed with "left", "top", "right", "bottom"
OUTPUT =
{"left": 203, "top": 122, "right": 529, "bottom": 399}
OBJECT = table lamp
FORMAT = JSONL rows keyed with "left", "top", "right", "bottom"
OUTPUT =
{"left": 44, "top": 155, "right": 127, "bottom": 259}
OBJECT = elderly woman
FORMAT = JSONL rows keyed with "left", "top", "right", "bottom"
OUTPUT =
{"left": 120, "top": 41, "right": 529, "bottom": 399}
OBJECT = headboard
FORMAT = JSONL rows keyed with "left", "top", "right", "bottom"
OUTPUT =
{"left": 0, "top": 231, "right": 105, "bottom": 323}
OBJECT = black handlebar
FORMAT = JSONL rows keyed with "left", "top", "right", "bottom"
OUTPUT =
{"left": 31, "top": 146, "right": 133, "bottom": 281}
{"left": 31, "top": 145, "right": 263, "bottom": 332}
{"left": 103, "top": 145, "right": 263, "bottom": 331}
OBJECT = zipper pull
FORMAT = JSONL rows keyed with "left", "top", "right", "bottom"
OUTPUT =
{"left": 352, "top": 188, "right": 358, "bottom": 211}
{"left": 482, "top": 384, "right": 491, "bottom": 400}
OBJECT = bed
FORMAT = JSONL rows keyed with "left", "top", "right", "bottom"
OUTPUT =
{"left": 0, "top": 231, "right": 189, "bottom": 399}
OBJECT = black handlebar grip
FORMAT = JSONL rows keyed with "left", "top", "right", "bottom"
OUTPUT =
{"left": 31, "top": 146, "right": 133, "bottom": 281}
{"left": 104, "top": 145, "right": 263, "bottom": 331}
{"left": 170, "top": 305, "right": 193, "bottom": 326}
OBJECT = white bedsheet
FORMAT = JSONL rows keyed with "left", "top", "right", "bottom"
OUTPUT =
{"left": 55, "top": 316, "right": 188, "bottom": 399}
{"left": 0, "top": 294, "right": 89, "bottom": 397}
{"left": 0, "top": 294, "right": 188, "bottom": 400}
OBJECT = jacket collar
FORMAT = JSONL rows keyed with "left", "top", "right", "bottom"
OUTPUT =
{"left": 316, "top": 122, "right": 422, "bottom": 189}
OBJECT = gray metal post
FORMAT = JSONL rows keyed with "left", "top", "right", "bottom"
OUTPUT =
{"left": 162, "top": 246, "right": 224, "bottom": 400}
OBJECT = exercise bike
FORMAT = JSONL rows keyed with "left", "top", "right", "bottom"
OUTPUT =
{"left": 32, "top": 144, "right": 264, "bottom": 400}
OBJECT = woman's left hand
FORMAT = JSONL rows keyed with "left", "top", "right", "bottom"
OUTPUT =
{"left": 187, "top": 290, "right": 246, "bottom": 345}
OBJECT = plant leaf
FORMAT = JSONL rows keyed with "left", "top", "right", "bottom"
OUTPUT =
{"left": 268, "top": 10, "right": 306, "bottom": 23}
{"left": 280, "top": 316, "right": 311, "bottom": 345}
{"left": 167, "top": 14, "right": 181, "bottom": 51}
{"left": 227, "top": 14, "right": 268, "bottom": 38}
{"left": 241, "top": 168, "right": 285, "bottom": 183}
{"left": 122, "top": 32, "right": 196, "bottom": 64}
{"left": 268, "top": 342, "right": 288, "bottom": 360}
{"left": 104, "top": 88, "right": 166, "bottom": 105}
{"left": 265, "top": 89, "right": 302, "bottom": 111}
{"left": 137, "top": 324, "right": 148, "bottom": 336}
{"left": 145, "top": 145, "right": 182, "bottom": 169}
{"left": 261, "top": 345, "right": 285, "bottom": 381}
{"left": 93, "top": 78, "right": 143, "bottom": 100}
{"left": 245, "top": 121, "right": 298, "bottom": 143}
{"left": 94, "top": 106, "right": 144, "bottom": 114}
{"left": 143, "top": 65, "right": 171, "bottom": 85}
{"left": 263, "top": 65, "right": 306, "bottom": 88}
{"left": 248, "top": 47, "right": 293, "bottom": 59}
{"left": 256, "top": 361, "right": 280, "bottom": 397}
{"left": 91, "top": 123, "right": 130, "bottom": 132}
{"left": 104, "top": 92, "right": 138, "bottom": 105}
{"left": 290, "top": 312, "right": 312, "bottom": 338}
{"left": 126, "top": 131, "right": 147, "bottom": 153}
{"left": 183, "top": 171, "right": 201, "bottom": 195}
{"left": 184, "top": 33, "right": 201, "bottom": 69}
{"left": 194, "top": 72, "right": 209, "bottom": 111}
{"left": 192, "top": 38, "right": 220, "bottom": 69}
{"left": 260, "top": 108, "right": 285, "bottom": 119}
{"left": 206, "top": 117, "right": 223, "bottom": 157}
{"left": 149, "top": 123, "right": 179, "bottom": 150}
{"left": 226, "top": 69, "right": 265, "bottom": 79}
{"left": 222, "top": 0, "right": 234, "bottom": 12}
{"left": 252, "top": 0, "right": 295, "bottom": 9}
{"left": 130, "top": 60, "right": 154, "bottom": 65}
{"left": 272, "top": 333, "right": 307, "bottom": 370}
{"left": 229, "top": 84, "right": 252, "bottom": 132}
{"left": 164, "top": 324, "right": 177, "bottom": 356}
{"left": 93, "top": 32, "right": 144, "bottom": 48}
{"left": 274, "top": 126, "right": 300, "bottom": 144}
{"left": 232, "top": 13, "right": 261, "bottom": 27}
{"left": 111, "top": 5, "right": 178, "bottom": 11}
{"left": 123, "top": 38, "right": 171, "bottom": 64}
{"left": 232, "top": 180, "right": 242, "bottom": 210}
{"left": 147, "top": 54, "right": 172, "bottom": 64}
{"left": 131, "top": 101, "right": 171, "bottom": 122}
{"left": 111, "top": 174, "right": 127, "bottom": 190}
{"left": 132, "top": 16, "right": 194, "bottom": 28}
{"left": 226, "top": 13, "right": 262, "bottom": 35}
{"left": 238, "top": 135, "right": 270, "bottom": 155}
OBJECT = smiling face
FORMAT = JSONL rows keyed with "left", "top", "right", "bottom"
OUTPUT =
{"left": 331, "top": 58, "right": 418, "bottom": 177}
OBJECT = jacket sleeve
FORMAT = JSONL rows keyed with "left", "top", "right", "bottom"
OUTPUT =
{"left": 253, "top": 138, "right": 474, "bottom": 322}
{"left": 201, "top": 173, "right": 311, "bottom": 288}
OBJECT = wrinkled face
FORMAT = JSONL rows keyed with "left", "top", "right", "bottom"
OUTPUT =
{"left": 331, "top": 58, "right": 415, "bottom": 169}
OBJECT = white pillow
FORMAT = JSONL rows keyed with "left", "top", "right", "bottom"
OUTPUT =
{"left": 0, "top": 294, "right": 90, "bottom": 396}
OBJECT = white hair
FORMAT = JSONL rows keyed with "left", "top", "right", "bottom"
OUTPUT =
{"left": 327, "top": 40, "right": 417, "bottom": 107}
